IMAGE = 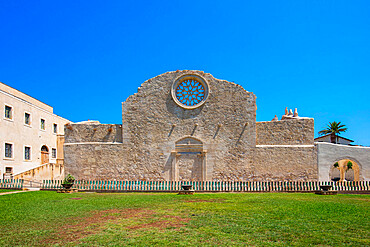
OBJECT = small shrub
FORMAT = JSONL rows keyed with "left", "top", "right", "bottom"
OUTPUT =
{"left": 347, "top": 161, "right": 353, "bottom": 170}
{"left": 333, "top": 162, "right": 339, "bottom": 168}
{"left": 63, "top": 174, "right": 75, "bottom": 185}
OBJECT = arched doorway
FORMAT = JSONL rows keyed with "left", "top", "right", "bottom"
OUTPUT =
{"left": 41, "top": 145, "right": 49, "bottom": 164}
{"left": 330, "top": 159, "right": 360, "bottom": 181}
{"left": 170, "top": 137, "right": 207, "bottom": 181}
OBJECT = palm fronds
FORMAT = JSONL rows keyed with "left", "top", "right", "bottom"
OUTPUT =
{"left": 318, "top": 121, "right": 347, "bottom": 136}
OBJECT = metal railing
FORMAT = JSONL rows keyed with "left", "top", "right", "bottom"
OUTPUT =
{"left": 0, "top": 179, "right": 24, "bottom": 189}
{"left": 22, "top": 179, "right": 43, "bottom": 188}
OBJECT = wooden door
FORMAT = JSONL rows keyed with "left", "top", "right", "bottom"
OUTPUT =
{"left": 41, "top": 145, "right": 49, "bottom": 164}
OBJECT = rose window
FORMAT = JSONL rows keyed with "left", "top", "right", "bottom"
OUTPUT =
{"left": 175, "top": 79, "right": 205, "bottom": 106}
{"left": 171, "top": 74, "right": 209, "bottom": 109}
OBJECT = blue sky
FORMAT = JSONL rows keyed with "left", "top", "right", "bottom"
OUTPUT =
{"left": 1, "top": 0, "right": 369, "bottom": 146}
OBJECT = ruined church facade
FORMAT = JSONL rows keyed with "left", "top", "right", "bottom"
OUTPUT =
{"left": 64, "top": 70, "right": 368, "bottom": 181}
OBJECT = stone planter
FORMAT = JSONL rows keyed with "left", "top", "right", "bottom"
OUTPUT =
{"left": 61, "top": 183, "right": 74, "bottom": 189}
{"left": 179, "top": 184, "right": 195, "bottom": 195}
{"left": 319, "top": 185, "right": 332, "bottom": 191}
{"left": 181, "top": 185, "right": 193, "bottom": 191}
{"left": 315, "top": 184, "right": 337, "bottom": 195}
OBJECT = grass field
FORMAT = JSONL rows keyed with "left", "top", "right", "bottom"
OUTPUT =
{"left": 0, "top": 191, "right": 369, "bottom": 246}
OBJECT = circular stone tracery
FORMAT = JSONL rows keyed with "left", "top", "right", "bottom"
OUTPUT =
{"left": 176, "top": 79, "right": 205, "bottom": 106}
{"left": 171, "top": 74, "right": 209, "bottom": 109}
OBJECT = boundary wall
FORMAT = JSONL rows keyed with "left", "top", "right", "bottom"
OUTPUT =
{"left": 317, "top": 142, "right": 370, "bottom": 181}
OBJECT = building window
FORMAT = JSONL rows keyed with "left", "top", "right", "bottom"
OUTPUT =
{"left": 25, "top": 113, "right": 31, "bottom": 125}
{"left": 5, "top": 105, "right": 12, "bottom": 119}
{"left": 5, "top": 143, "right": 13, "bottom": 158}
{"left": 24, "top": 146, "right": 31, "bottom": 160}
{"left": 40, "top": 119, "right": 45, "bottom": 130}
{"left": 171, "top": 74, "right": 209, "bottom": 109}
{"left": 5, "top": 167, "right": 13, "bottom": 174}
{"left": 52, "top": 148, "right": 57, "bottom": 158}
{"left": 53, "top": 124, "right": 58, "bottom": 134}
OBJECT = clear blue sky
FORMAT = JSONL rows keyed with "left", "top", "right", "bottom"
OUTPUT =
{"left": 1, "top": 0, "right": 369, "bottom": 146}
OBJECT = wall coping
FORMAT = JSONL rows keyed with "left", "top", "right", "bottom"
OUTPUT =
{"left": 64, "top": 142, "right": 123, "bottom": 145}
{"left": 315, "top": 142, "right": 370, "bottom": 150}
{"left": 256, "top": 145, "right": 314, "bottom": 148}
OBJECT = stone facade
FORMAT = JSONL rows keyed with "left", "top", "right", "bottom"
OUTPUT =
{"left": 256, "top": 119, "right": 314, "bottom": 145}
{"left": 63, "top": 70, "right": 369, "bottom": 181}
{"left": 65, "top": 124, "right": 122, "bottom": 143}
{"left": 253, "top": 146, "right": 317, "bottom": 181}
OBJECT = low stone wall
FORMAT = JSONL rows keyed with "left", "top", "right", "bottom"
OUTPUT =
{"left": 256, "top": 119, "right": 314, "bottom": 145}
{"left": 64, "top": 124, "right": 122, "bottom": 143}
{"left": 253, "top": 145, "right": 317, "bottom": 181}
{"left": 316, "top": 142, "right": 370, "bottom": 181}
{"left": 64, "top": 143, "right": 144, "bottom": 180}
{"left": 14, "top": 163, "right": 64, "bottom": 182}
{"left": 64, "top": 142, "right": 318, "bottom": 181}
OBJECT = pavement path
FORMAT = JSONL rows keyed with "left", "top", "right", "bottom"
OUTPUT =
{"left": 0, "top": 188, "right": 40, "bottom": 196}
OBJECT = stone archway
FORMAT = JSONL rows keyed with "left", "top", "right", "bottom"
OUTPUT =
{"left": 330, "top": 159, "right": 360, "bottom": 181}
{"left": 170, "top": 137, "right": 207, "bottom": 181}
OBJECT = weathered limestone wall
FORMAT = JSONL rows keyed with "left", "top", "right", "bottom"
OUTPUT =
{"left": 63, "top": 70, "right": 321, "bottom": 182}
{"left": 316, "top": 142, "right": 370, "bottom": 181}
{"left": 256, "top": 119, "right": 314, "bottom": 145}
{"left": 64, "top": 143, "right": 131, "bottom": 180}
{"left": 254, "top": 119, "right": 317, "bottom": 181}
{"left": 64, "top": 124, "right": 122, "bottom": 143}
{"left": 121, "top": 70, "right": 256, "bottom": 181}
{"left": 253, "top": 146, "right": 317, "bottom": 181}
{"left": 65, "top": 70, "right": 257, "bottom": 181}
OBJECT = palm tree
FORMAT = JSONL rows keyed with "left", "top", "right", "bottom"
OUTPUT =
{"left": 318, "top": 121, "right": 348, "bottom": 144}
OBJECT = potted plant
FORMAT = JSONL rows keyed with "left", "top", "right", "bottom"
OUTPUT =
{"left": 62, "top": 174, "right": 75, "bottom": 189}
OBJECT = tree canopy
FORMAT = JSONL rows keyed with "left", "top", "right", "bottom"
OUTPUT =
{"left": 318, "top": 121, "right": 348, "bottom": 144}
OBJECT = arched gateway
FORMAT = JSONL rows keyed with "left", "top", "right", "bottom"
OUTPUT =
{"left": 330, "top": 159, "right": 360, "bottom": 181}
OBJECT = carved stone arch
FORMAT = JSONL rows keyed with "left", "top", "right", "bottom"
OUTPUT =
{"left": 329, "top": 156, "right": 362, "bottom": 181}
{"left": 175, "top": 136, "right": 203, "bottom": 153}
{"left": 176, "top": 136, "right": 203, "bottom": 145}
{"left": 330, "top": 156, "right": 363, "bottom": 170}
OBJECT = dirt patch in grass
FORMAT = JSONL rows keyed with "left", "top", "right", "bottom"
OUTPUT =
{"left": 184, "top": 199, "right": 225, "bottom": 203}
{"left": 127, "top": 214, "right": 190, "bottom": 230}
{"left": 44, "top": 208, "right": 189, "bottom": 245}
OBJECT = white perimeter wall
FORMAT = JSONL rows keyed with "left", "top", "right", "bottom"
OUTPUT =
{"left": 316, "top": 142, "right": 370, "bottom": 181}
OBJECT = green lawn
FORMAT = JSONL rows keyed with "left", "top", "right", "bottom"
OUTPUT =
{"left": 0, "top": 191, "right": 369, "bottom": 246}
